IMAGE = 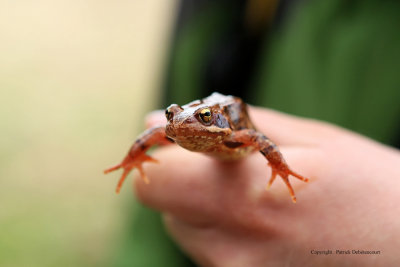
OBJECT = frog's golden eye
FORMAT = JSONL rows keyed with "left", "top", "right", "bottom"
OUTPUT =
{"left": 165, "top": 108, "right": 173, "bottom": 121}
{"left": 199, "top": 108, "right": 212, "bottom": 123}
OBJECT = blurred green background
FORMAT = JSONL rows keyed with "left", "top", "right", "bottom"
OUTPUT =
{"left": 0, "top": 1, "right": 177, "bottom": 266}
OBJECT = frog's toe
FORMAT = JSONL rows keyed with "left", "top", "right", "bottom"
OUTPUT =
{"left": 266, "top": 163, "right": 305, "bottom": 203}
{"left": 105, "top": 153, "right": 159, "bottom": 193}
{"left": 288, "top": 169, "right": 309, "bottom": 183}
{"left": 265, "top": 168, "right": 277, "bottom": 191}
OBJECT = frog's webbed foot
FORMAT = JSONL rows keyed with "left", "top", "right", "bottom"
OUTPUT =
{"left": 227, "top": 129, "right": 309, "bottom": 203}
{"left": 104, "top": 153, "right": 159, "bottom": 193}
{"left": 104, "top": 126, "right": 170, "bottom": 193}
{"left": 266, "top": 163, "right": 309, "bottom": 203}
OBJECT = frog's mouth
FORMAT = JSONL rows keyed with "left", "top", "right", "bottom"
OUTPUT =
{"left": 166, "top": 123, "right": 231, "bottom": 143}
{"left": 165, "top": 123, "right": 179, "bottom": 140}
{"left": 165, "top": 123, "right": 176, "bottom": 139}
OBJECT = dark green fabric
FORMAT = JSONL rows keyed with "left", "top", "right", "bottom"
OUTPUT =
{"left": 255, "top": 0, "right": 400, "bottom": 144}
{"left": 166, "top": 2, "right": 238, "bottom": 105}
{"left": 113, "top": 0, "right": 400, "bottom": 266}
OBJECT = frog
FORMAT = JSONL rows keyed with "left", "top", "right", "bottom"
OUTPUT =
{"left": 104, "top": 92, "right": 309, "bottom": 203}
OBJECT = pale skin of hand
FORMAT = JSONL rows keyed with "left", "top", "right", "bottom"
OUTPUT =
{"left": 132, "top": 107, "right": 400, "bottom": 267}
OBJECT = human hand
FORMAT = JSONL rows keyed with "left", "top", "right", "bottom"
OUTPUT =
{"left": 134, "top": 107, "right": 400, "bottom": 267}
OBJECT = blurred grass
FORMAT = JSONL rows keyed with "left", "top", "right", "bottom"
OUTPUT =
{"left": 0, "top": 1, "right": 176, "bottom": 266}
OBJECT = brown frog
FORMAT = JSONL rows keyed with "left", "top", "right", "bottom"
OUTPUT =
{"left": 105, "top": 93, "right": 309, "bottom": 203}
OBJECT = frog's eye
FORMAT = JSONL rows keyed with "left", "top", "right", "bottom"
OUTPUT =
{"left": 199, "top": 108, "right": 212, "bottom": 123}
{"left": 165, "top": 108, "right": 173, "bottom": 121}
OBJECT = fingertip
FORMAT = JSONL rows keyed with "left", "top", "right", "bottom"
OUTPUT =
{"left": 145, "top": 110, "right": 166, "bottom": 129}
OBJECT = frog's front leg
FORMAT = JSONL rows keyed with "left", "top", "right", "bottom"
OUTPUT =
{"left": 104, "top": 126, "right": 172, "bottom": 193}
{"left": 226, "top": 129, "right": 309, "bottom": 203}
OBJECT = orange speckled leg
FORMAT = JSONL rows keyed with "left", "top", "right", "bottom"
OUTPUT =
{"left": 104, "top": 126, "right": 172, "bottom": 193}
{"left": 227, "top": 129, "right": 309, "bottom": 203}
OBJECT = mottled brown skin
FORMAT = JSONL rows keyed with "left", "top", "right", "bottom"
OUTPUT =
{"left": 104, "top": 92, "right": 309, "bottom": 203}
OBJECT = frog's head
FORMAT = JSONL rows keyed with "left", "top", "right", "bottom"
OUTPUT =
{"left": 165, "top": 102, "right": 232, "bottom": 152}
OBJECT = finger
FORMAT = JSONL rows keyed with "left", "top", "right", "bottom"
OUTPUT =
{"left": 134, "top": 145, "right": 322, "bottom": 226}
{"left": 249, "top": 106, "right": 336, "bottom": 146}
{"left": 163, "top": 213, "right": 221, "bottom": 267}
{"left": 145, "top": 110, "right": 166, "bottom": 129}
{"left": 134, "top": 146, "right": 223, "bottom": 225}
{"left": 163, "top": 213, "right": 283, "bottom": 267}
